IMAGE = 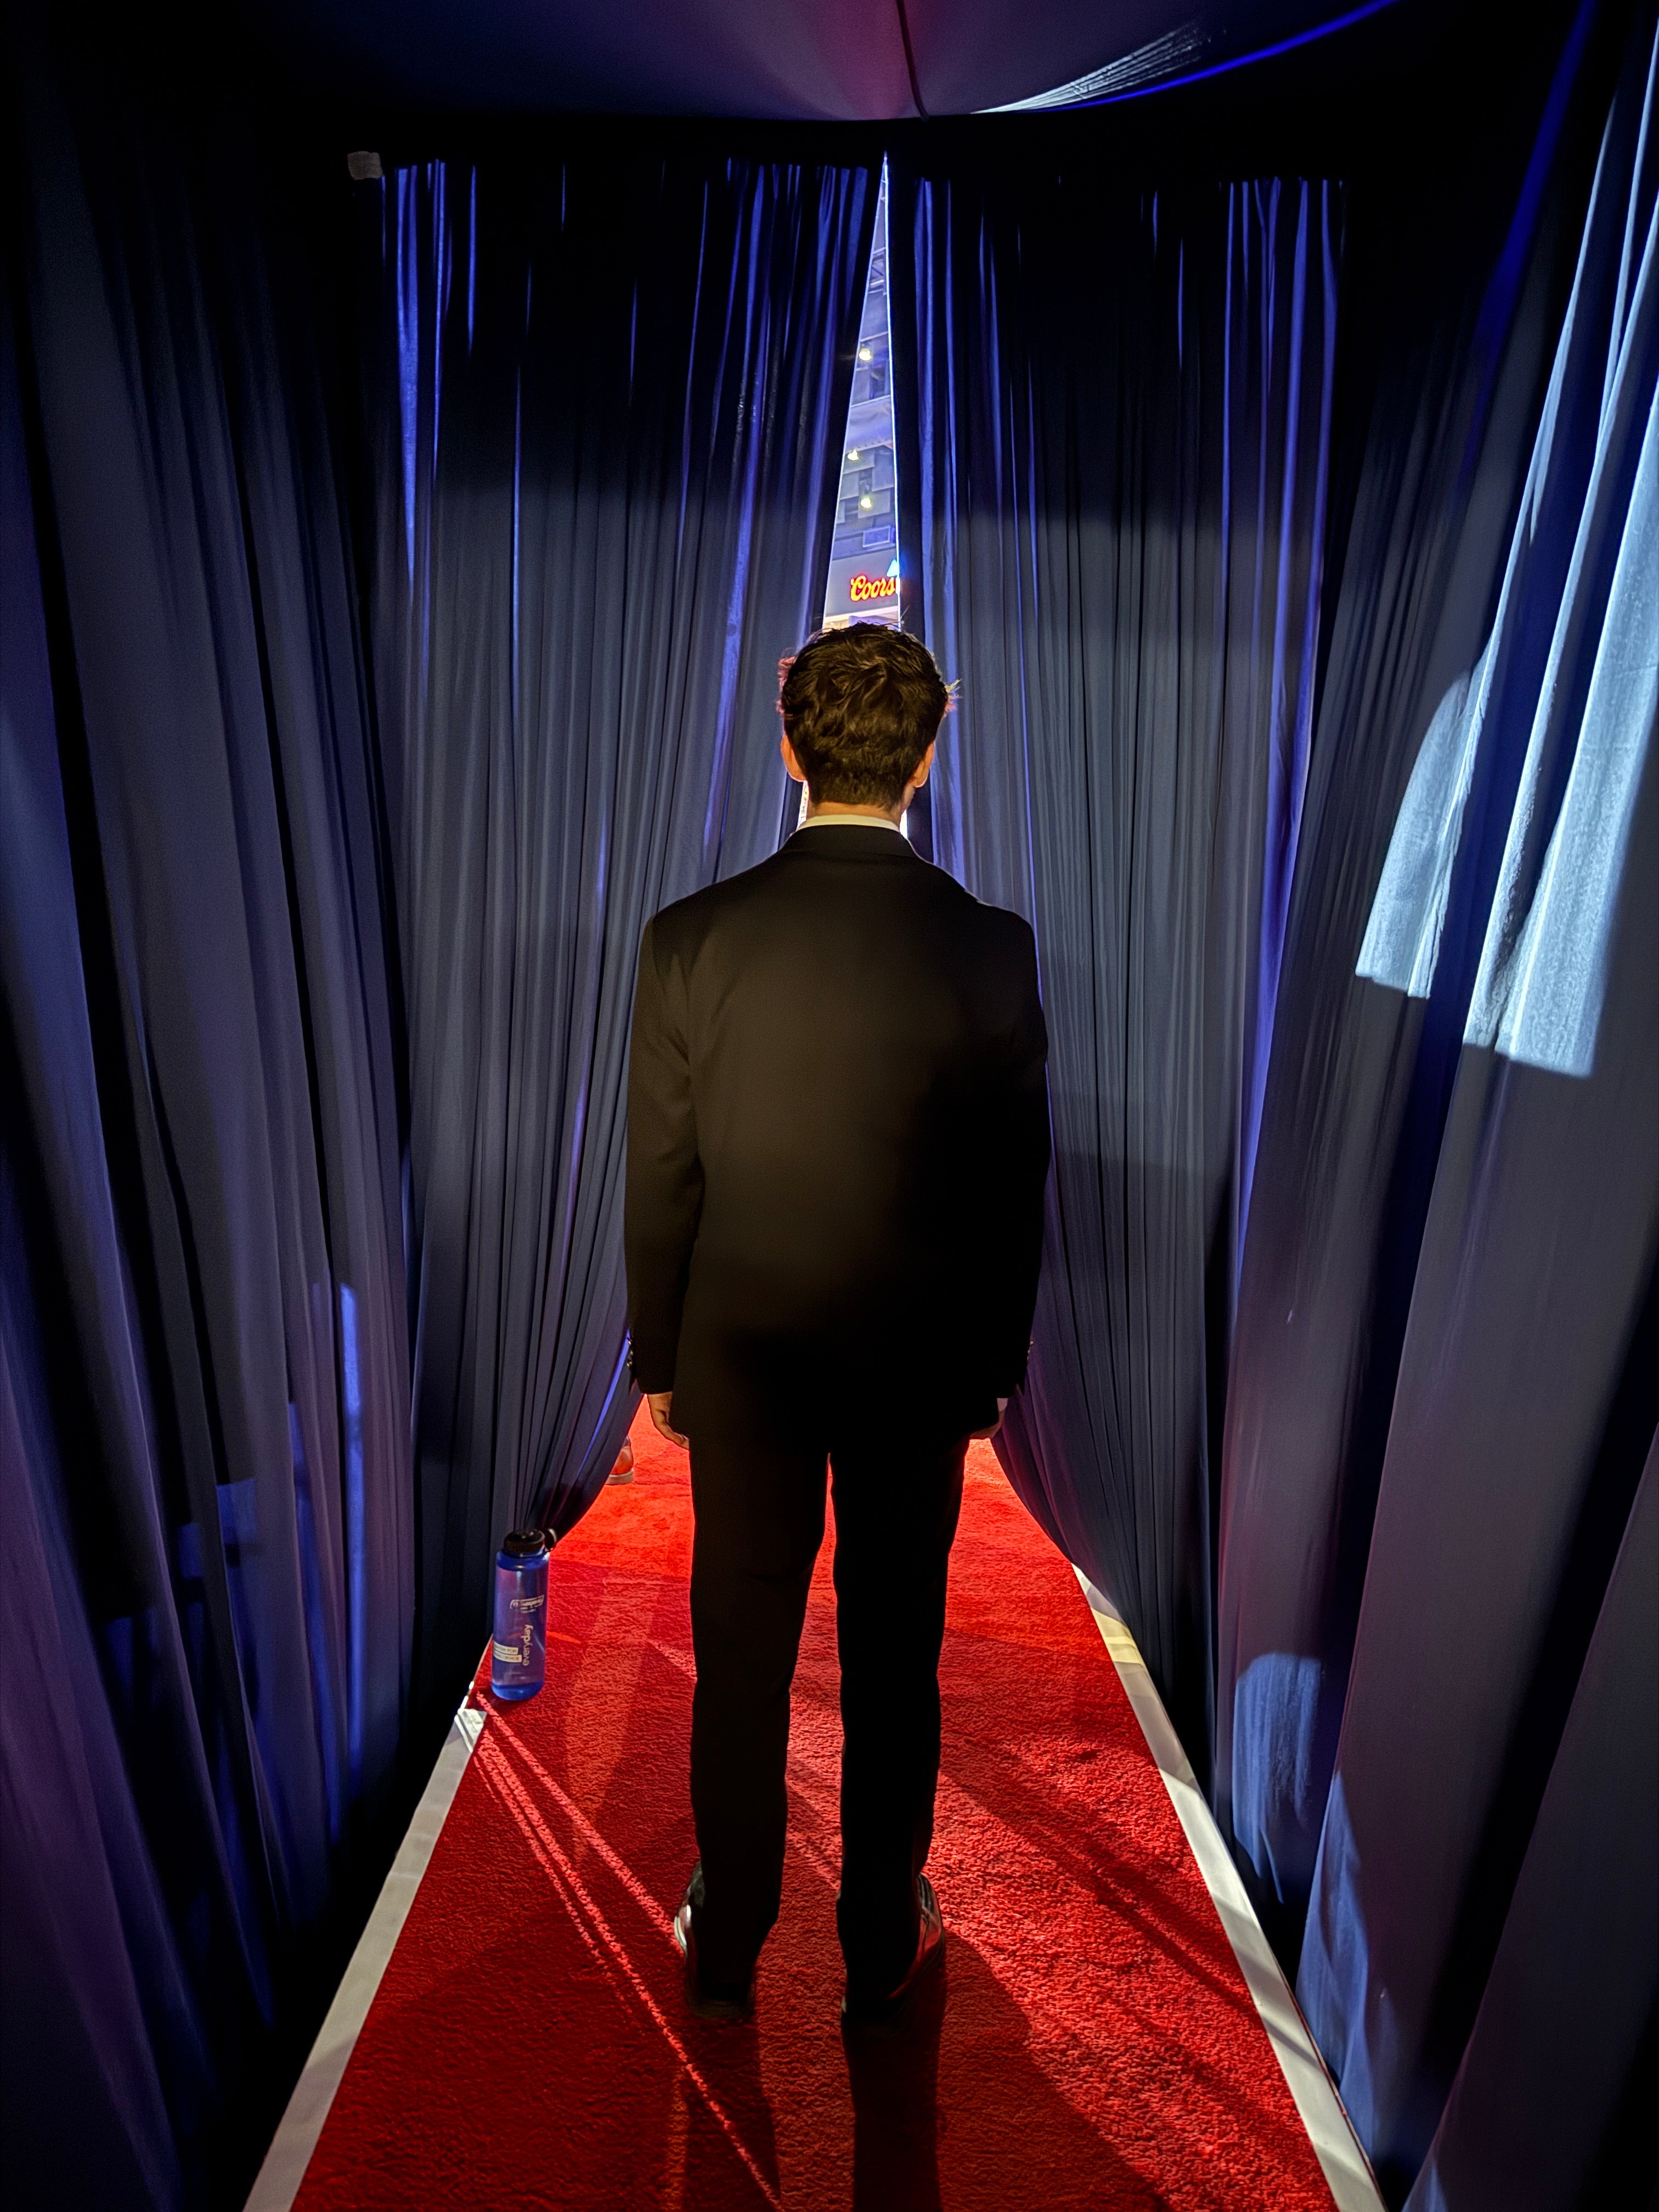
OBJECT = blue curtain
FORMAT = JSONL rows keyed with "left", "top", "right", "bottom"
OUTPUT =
{"left": 888, "top": 158, "right": 1341, "bottom": 1770}
{"left": 1, "top": 32, "right": 410, "bottom": 2211}
{"left": 362, "top": 149, "right": 877, "bottom": 1717}
{"left": 1219, "top": 12, "right": 1657, "bottom": 2202}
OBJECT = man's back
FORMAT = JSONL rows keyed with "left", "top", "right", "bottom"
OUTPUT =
{"left": 624, "top": 620, "right": 1049, "bottom": 2025}
{"left": 626, "top": 823, "right": 1049, "bottom": 1435}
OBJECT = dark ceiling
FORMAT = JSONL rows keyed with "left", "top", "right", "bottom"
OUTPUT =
{"left": 246, "top": 0, "right": 1405, "bottom": 120}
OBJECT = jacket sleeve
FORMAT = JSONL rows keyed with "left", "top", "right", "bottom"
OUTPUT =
{"left": 624, "top": 916, "right": 703, "bottom": 1393}
{"left": 983, "top": 923, "right": 1051, "bottom": 1395}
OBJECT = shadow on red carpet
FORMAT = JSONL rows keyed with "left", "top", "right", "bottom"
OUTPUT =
{"left": 292, "top": 1407, "right": 1335, "bottom": 2210}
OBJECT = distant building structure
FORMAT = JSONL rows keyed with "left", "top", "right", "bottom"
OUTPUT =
{"left": 822, "top": 170, "right": 900, "bottom": 630}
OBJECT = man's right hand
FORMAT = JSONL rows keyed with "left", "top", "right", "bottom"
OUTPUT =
{"left": 969, "top": 1397, "right": 1009, "bottom": 1441}
{"left": 647, "top": 1391, "right": 689, "bottom": 1448}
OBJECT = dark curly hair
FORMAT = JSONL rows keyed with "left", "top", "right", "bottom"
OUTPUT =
{"left": 778, "top": 624, "right": 950, "bottom": 808}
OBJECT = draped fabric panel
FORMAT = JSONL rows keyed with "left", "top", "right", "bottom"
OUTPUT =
{"left": 1221, "top": 13, "right": 1657, "bottom": 2199}
{"left": 365, "top": 153, "right": 876, "bottom": 1716}
{"left": 2, "top": 283, "right": 182, "bottom": 2212}
{"left": 888, "top": 160, "right": 1339, "bottom": 1768}
{"left": 1403, "top": 1440, "right": 1657, "bottom": 2212}
{"left": 1216, "top": 0, "right": 1623, "bottom": 1937}
{"left": 1, "top": 30, "right": 410, "bottom": 2207}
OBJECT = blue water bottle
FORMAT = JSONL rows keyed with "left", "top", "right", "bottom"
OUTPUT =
{"left": 490, "top": 1528, "right": 551, "bottom": 1701}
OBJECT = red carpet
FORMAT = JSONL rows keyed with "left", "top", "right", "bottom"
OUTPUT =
{"left": 293, "top": 1408, "right": 1336, "bottom": 2209}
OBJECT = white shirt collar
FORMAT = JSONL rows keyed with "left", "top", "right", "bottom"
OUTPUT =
{"left": 796, "top": 814, "right": 905, "bottom": 836}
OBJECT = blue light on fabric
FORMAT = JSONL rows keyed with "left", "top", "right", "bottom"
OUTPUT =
{"left": 1471, "top": 0, "right": 1601, "bottom": 374}
{"left": 340, "top": 1283, "right": 366, "bottom": 1792}
{"left": 980, "top": 24, "right": 1209, "bottom": 114}
{"left": 1229, "top": 1651, "right": 1328, "bottom": 1901}
{"left": 1467, "top": 345, "right": 1658, "bottom": 1077}
{"left": 989, "top": 0, "right": 1403, "bottom": 117}
{"left": 1353, "top": 143, "right": 1600, "bottom": 1007}
{"left": 289, "top": 1401, "right": 343, "bottom": 1840}
{"left": 1357, "top": 66, "right": 1658, "bottom": 1080}
{"left": 1297, "top": 1775, "right": 1398, "bottom": 2149}
{"left": 467, "top": 169, "right": 478, "bottom": 349}
{"left": 397, "top": 170, "right": 420, "bottom": 585}
{"left": 1355, "top": 656, "right": 1491, "bottom": 999}
{"left": 1240, "top": 178, "right": 1338, "bottom": 1264}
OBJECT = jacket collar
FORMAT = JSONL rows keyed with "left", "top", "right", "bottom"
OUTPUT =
{"left": 782, "top": 824, "right": 919, "bottom": 860}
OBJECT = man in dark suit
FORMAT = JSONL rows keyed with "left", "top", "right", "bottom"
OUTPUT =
{"left": 625, "top": 623, "right": 1049, "bottom": 2027}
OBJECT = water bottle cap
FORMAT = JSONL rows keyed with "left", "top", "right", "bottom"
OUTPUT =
{"left": 501, "top": 1527, "right": 549, "bottom": 1557}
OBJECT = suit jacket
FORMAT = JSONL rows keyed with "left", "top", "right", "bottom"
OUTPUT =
{"left": 624, "top": 824, "right": 1051, "bottom": 1440}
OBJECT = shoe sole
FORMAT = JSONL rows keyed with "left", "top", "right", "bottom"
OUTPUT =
{"left": 842, "top": 1924, "right": 945, "bottom": 2034}
{"left": 675, "top": 1905, "right": 754, "bottom": 2023}
{"left": 685, "top": 1987, "right": 754, "bottom": 2023}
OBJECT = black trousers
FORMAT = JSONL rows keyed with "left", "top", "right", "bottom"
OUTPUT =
{"left": 686, "top": 1411, "right": 968, "bottom": 1998}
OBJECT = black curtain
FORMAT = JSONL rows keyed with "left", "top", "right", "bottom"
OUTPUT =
{"left": 1, "top": 23, "right": 411, "bottom": 2210}
{"left": 1403, "top": 1440, "right": 1656, "bottom": 2212}
{"left": 890, "top": 10, "right": 1653, "bottom": 2203}
{"left": 3, "top": 21, "right": 878, "bottom": 2192}
{"left": 1217, "top": 10, "right": 1657, "bottom": 2203}
{"left": 361, "top": 146, "right": 877, "bottom": 1719}
{"left": 887, "top": 156, "right": 1341, "bottom": 1770}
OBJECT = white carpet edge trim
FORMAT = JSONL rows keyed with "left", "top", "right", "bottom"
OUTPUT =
{"left": 242, "top": 1697, "right": 487, "bottom": 2212}
{"left": 1075, "top": 1570, "right": 1385, "bottom": 2212}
